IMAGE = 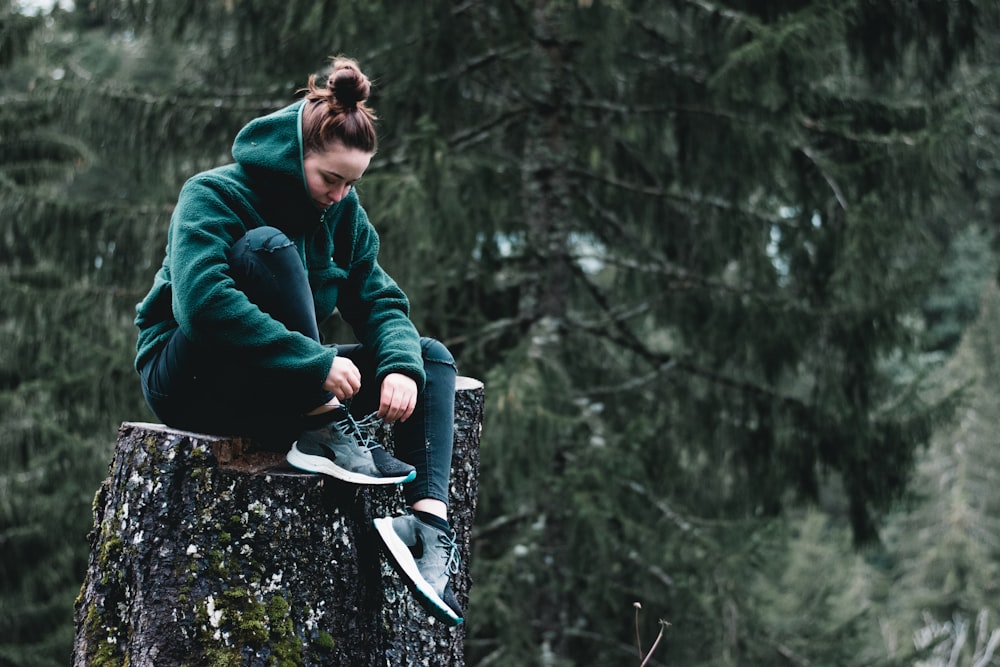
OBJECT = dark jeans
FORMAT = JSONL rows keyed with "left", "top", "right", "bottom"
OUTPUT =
{"left": 139, "top": 226, "right": 456, "bottom": 506}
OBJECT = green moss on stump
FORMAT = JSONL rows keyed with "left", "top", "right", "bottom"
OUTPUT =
{"left": 83, "top": 602, "right": 124, "bottom": 667}
{"left": 194, "top": 587, "right": 304, "bottom": 667}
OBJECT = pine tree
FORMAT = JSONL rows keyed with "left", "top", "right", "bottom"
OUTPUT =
{"left": 878, "top": 281, "right": 1000, "bottom": 663}
{"left": 0, "top": 4, "right": 142, "bottom": 666}
{"left": 462, "top": 1, "right": 989, "bottom": 663}
{"left": 1, "top": 1, "right": 997, "bottom": 665}
{"left": 748, "top": 511, "right": 886, "bottom": 665}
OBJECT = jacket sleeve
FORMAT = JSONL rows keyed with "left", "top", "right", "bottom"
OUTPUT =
{"left": 334, "top": 204, "right": 426, "bottom": 389}
{"left": 167, "top": 176, "right": 335, "bottom": 386}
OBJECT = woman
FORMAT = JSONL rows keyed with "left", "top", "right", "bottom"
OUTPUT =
{"left": 134, "top": 56, "right": 463, "bottom": 626}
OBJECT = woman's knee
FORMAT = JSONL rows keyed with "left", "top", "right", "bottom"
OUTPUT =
{"left": 242, "top": 226, "right": 294, "bottom": 253}
{"left": 227, "top": 226, "right": 303, "bottom": 284}
{"left": 420, "top": 337, "right": 456, "bottom": 368}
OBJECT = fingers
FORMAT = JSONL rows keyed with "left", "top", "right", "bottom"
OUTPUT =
{"left": 326, "top": 357, "right": 361, "bottom": 400}
{"left": 326, "top": 366, "right": 417, "bottom": 422}
{"left": 378, "top": 373, "right": 418, "bottom": 423}
{"left": 378, "top": 388, "right": 416, "bottom": 423}
{"left": 330, "top": 381, "right": 359, "bottom": 400}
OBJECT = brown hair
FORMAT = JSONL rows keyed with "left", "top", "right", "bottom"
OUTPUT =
{"left": 301, "top": 56, "right": 377, "bottom": 155}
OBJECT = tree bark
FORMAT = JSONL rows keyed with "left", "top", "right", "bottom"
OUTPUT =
{"left": 73, "top": 377, "right": 483, "bottom": 667}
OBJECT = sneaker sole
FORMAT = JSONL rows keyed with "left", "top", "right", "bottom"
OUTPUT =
{"left": 286, "top": 444, "right": 416, "bottom": 485}
{"left": 373, "top": 517, "right": 464, "bottom": 626}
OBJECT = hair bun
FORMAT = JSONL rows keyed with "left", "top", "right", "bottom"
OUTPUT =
{"left": 327, "top": 59, "right": 370, "bottom": 110}
{"left": 301, "top": 55, "right": 378, "bottom": 154}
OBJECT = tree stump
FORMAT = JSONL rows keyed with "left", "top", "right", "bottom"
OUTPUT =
{"left": 73, "top": 377, "right": 484, "bottom": 667}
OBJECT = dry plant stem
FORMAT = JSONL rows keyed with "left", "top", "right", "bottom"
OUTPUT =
{"left": 634, "top": 603, "right": 643, "bottom": 660}
{"left": 639, "top": 620, "right": 670, "bottom": 667}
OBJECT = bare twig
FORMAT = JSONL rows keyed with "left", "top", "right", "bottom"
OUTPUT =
{"left": 973, "top": 629, "right": 1000, "bottom": 667}
{"left": 634, "top": 602, "right": 644, "bottom": 660}
{"left": 634, "top": 602, "right": 671, "bottom": 666}
{"left": 798, "top": 146, "right": 848, "bottom": 211}
{"left": 640, "top": 619, "right": 672, "bottom": 667}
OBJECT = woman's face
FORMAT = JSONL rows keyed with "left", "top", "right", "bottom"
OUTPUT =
{"left": 303, "top": 143, "right": 373, "bottom": 210}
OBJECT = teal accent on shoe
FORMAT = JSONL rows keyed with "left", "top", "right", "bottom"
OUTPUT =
{"left": 286, "top": 411, "right": 415, "bottom": 485}
{"left": 374, "top": 514, "right": 464, "bottom": 625}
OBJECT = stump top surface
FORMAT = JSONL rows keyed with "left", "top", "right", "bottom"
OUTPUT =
{"left": 456, "top": 376, "right": 484, "bottom": 390}
{"left": 119, "top": 422, "right": 295, "bottom": 474}
{"left": 121, "top": 421, "right": 242, "bottom": 442}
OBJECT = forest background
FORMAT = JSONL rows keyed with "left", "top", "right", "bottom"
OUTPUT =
{"left": 2, "top": 1, "right": 1000, "bottom": 665}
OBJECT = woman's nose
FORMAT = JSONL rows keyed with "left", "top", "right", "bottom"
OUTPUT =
{"left": 330, "top": 184, "right": 349, "bottom": 203}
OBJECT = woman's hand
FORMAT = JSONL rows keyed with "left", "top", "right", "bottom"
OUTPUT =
{"left": 324, "top": 356, "right": 362, "bottom": 400}
{"left": 379, "top": 373, "right": 418, "bottom": 423}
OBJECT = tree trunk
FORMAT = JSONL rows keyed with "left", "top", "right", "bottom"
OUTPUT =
{"left": 73, "top": 377, "right": 484, "bottom": 667}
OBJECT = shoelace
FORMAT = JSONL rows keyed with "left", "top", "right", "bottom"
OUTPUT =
{"left": 437, "top": 530, "right": 461, "bottom": 577}
{"left": 334, "top": 411, "right": 387, "bottom": 452}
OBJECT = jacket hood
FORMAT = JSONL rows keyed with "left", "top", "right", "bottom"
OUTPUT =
{"left": 231, "top": 100, "right": 306, "bottom": 184}
{"left": 230, "top": 100, "right": 321, "bottom": 235}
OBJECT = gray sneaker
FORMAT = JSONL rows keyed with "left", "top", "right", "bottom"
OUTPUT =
{"left": 286, "top": 410, "right": 416, "bottom": 485}
{"left": 374, "top": 513, "right": 464, "bottom": 625}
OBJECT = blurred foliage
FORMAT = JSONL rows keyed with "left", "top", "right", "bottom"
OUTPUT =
{"left": 877, "top": 282, "right": 1000, "bottom": 660}
{"left": 2, "top": 1, "right": 1000, "bottom": 665}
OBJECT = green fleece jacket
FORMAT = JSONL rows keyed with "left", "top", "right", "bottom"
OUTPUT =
{"left": 134, "top": 100, "right": 425, "bottom": 392}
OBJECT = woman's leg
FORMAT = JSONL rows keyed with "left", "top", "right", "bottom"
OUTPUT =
{"left": 366, "top": 338, "right": 464, "bottom": 625}
{"left": 140, "top": 226, "right": 332, "bottom": 445}
{"left": 335, "top": 338, "right": 457, "bottom": 509}
{"left": 226, "top": 227, "right": 322, "bottom": 341}
{"left": 396, "top": 338, "right": 457, "bottom": 512}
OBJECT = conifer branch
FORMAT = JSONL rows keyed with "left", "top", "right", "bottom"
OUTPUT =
{"left": 798, "top": 115, "right": 921, "bottom": 147}
{"left": 618, "top": 48, "right": 710, "bottom": 84}
{"left": 565, "top": 308, "right": 815, "bottom": 418}
{"left": 443, "top": 314, "right": 535, "bottom": 350}
{"left": 570, "top": 167, "right": 799, "bottom": 230}
{"left": 624, "top": 482, "right": 701, "bottom": 539}
{"left": 575, "top": 190, "right": 827, "bottom": 311}
{"left": 678, "top": 0, "right": 759, "bottom": 27}
{"left": 774, "top": 642, "right": 810, "bottom": 666}
{"left": 798, "top": 146, "right": 848, "bottom": 211}
{"left": 52, "top": 79, "right": 287, "bottom": 113}
{"left": 469, "top": 510, "right": 532, "bottom": 542}
{"left": 447, "top": 106, "right": 530, "bottom": 150}
{"left": 560, "top": 254, "right": 811, "bottom": 412}
{"left": 633, "top": 1, "right": 758, "bottom": 42}
{"left": 575, "top": 97, "right": 762, "bottom": 123}
{"left": 973, "top": 628, "right": 1000, "bottom": 667}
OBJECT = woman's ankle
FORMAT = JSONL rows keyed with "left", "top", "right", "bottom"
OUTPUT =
{"left": 306, "top": 400, "right": 341, "bottom": 417}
